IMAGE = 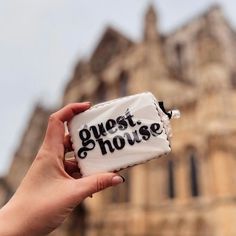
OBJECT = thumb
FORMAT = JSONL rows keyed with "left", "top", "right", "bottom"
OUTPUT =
{"left": 75, "top": 173, "right": 124, "bottom": 200}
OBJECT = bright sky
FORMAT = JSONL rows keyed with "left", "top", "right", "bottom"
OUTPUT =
{"left": 0, "top": 0, "right": 236, "bottom": 176}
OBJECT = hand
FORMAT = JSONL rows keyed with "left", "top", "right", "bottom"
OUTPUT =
{"left": 0, "top": 103, "right": 124, "bottom": 236}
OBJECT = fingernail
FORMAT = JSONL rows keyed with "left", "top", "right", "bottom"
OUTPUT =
{"left": 84, "top": 101, "right": 92, "bottom": 106}
{"left": 112, "top": 176, "right": 124, "bottom": 186}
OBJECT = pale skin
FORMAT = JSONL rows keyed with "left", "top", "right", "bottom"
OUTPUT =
{"left": 0, "top": 102, "right": 124, "bottom": 236}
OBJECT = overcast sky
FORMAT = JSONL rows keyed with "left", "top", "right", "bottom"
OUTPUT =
{"left": 0, "top": 0, "right": 236, "bottom": 176}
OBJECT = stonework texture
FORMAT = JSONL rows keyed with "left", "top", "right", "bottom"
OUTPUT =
{"left": 1, "top": 4, "right": 236, "bottom": 236}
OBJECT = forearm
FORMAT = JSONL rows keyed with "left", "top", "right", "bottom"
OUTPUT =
{"left": 0, "top": 198, "right": 39, "bottom": 236}
{"left": 0, "top": 201, "right": 23, "bottom": 235}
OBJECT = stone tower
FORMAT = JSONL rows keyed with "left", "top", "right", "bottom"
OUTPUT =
{"left": 144, "top": 4, "right": 158, "bottom": 42}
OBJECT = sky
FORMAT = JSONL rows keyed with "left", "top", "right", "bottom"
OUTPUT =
{"left": 0, "top": 0, "right": 236, "bottom": 176}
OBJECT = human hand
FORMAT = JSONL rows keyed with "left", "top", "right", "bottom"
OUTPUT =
{"left": 0, "top": 103, "right": 124, "bottom": 236}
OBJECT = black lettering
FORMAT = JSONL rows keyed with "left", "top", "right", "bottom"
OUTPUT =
{"left": 113, "top": 135, "right": 125, "bottom": 150}
{"left": 78, "top": 143, "right": 95, "bottom": 159}
{"left": 124, "top": 132, "right": 135, "bottom": 145}
{"left": 97, "top": 138, "right": 115, "bottom": 155}
{"left": 79, "top": 128, "right": 91, "bottom": 144}
{"left": 125, "top": 109, "right": 136, "bottom": 127}
{"left": 78, "top": 113, "right": 163, "bottom": 157}
{"left": 139, "top": 125, "right": 151, "bottom": 141}
{"left": 150, "top": 123, "right": 163, "bottom": 136}
{"left": 78, "top": 128, "right": 95, "bottom": 159}
{"left": 116, "top": 116, "right": 128, "bottom": 130}
{"left": 137, "top": 120, "right": 142, "bottom": 125}
{"left": 124, "top": 130, "right": 142, "bottom": 145}
{"left": 106, "top": 119, "right": 117, "bottom": 134}
{"left": 90, "top": 123, "right": 107, "bottom": 139}
{"left": 132, "top": 130, "right": 142, "bottom": 143}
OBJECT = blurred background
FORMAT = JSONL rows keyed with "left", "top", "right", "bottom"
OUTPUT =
{"left": 1, "top": 0, "right": 236, "bottom": 235}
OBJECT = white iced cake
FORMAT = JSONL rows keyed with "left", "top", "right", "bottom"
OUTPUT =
{"left": 68, "top": 92, "right": 179, "bottom": 176}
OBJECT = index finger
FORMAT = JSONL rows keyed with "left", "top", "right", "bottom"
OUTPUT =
{"left": 52, "top": 102, "right": 91, "bottom": 122}
{"left": 43, "top": 102, "right": 91, "bottom": 149}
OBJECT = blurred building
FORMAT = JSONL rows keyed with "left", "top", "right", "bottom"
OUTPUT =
{"left": 1, "top": 4, "right": 236, "bottom": 236}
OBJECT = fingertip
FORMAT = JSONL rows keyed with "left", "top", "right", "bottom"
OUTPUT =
{"left": 82, "top": 101, "right": 92, "bottom": 107}
{"left": 70, "top": 102, "right": 91, "bottom": 113}
{"left": 51, "top": 102, "right": 92, "bottom": 124}
{"left": 111, "top": 175, "right": 125, "bottom": 186}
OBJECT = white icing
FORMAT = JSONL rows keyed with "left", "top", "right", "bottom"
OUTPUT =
{"left": 68, "top": 92, "right": 174, "bottom": 176}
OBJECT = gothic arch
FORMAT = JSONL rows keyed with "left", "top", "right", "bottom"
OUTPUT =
{"left": 173, "top": 42, "right": 186, "bottom": 79}
{"left": 196, "top": 28, "right": 223, "bottom": 66}
{"left": 195, "top": 26, "right": 230, "bottom": 93}
{"left": 118, "top": 70, "right": 129, "bottom": 97}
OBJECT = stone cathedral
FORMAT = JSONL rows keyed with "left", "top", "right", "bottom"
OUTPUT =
{"left": 1, "top": 4, "right": 236, "bottom": 236}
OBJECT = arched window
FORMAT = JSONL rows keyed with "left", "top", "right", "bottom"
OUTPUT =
{"left": 175, "top": 44, "right": 184, "bottom": 66}
{"left": 189, "top": 150, "right": 200, "bottom": 197}
{"left": 119, "top": 70, "right": 129, "bottom": 97}
{"left": 96, "top": 81, "right": 107, "bottom": 103}
{"left": 197, "top": 29, "right": 222, "bottom": 65}
{"left": 174, "top": 43, "right": 185, "bottom": 78}
{"left": 167, "top": 159, "right": 175, "bottom": 199}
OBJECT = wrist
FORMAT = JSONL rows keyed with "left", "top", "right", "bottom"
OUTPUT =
{"left": 0, "top": 198, "right": 36, "bottom": 236}
{"left": 0, "top": 202, "right": 20, "bottom": 236}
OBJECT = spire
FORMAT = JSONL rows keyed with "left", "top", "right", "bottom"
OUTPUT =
{"left": 205, "top": 4, "right": 224, "bottom": 24}
{"left": 143, "top": 4, "right": 158, "bottom": 42}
